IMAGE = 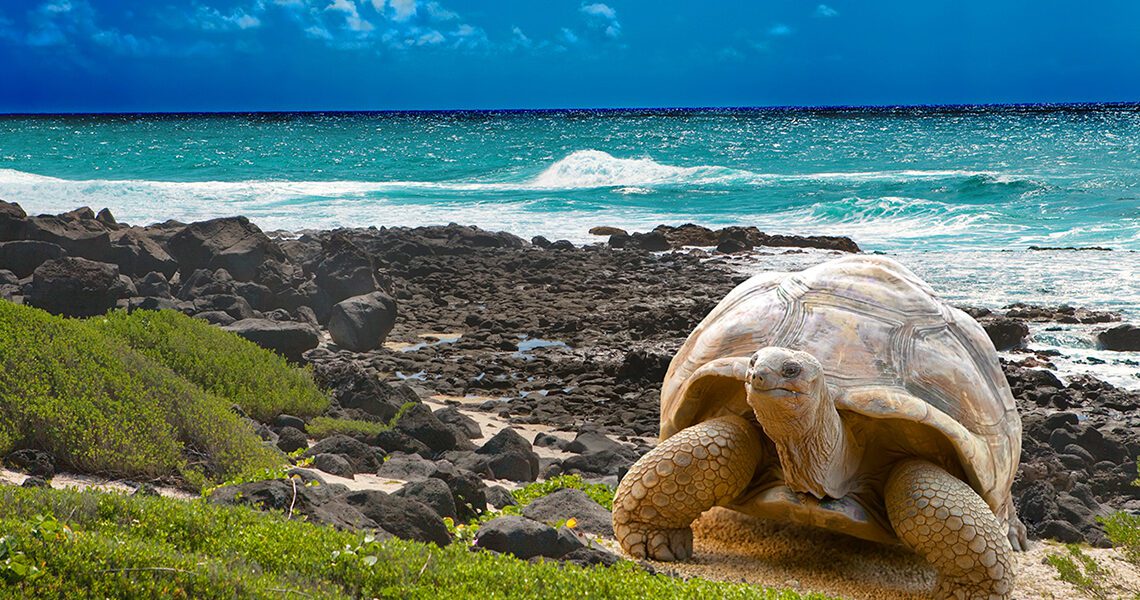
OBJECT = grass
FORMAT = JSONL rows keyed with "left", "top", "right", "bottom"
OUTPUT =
{"left": 0, "top": 302, "right": 281, "bottom": 482}
{"left": 1047, "top": 457, "right": 1140, "bottom": 599}
{"left": 511, "top": 474, "right": 616, "bottom": 511}
{"left": 308, "top": 416, "right": 390, "bottom": 439}
{"left": 0, "top": 486, "right": 828, "bottom": 599}
{"left": 307, "top": 402, "right": 421, "bottom": 441}
{"left": 92, "top": 310, "right": 328, "bottom": 422}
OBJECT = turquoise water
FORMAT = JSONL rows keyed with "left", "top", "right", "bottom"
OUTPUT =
{"left": 1, "top": 106, "right": 1138, "bottom": 251}
{"left": 0, "top": 106, "right": 1137, "bottom": 387}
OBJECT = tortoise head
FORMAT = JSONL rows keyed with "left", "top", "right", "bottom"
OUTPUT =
{"left": 745, "top": 347, "right": 829, "bottom": 436}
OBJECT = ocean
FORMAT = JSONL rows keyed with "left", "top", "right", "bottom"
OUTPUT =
{"left": 1, "top": 106, "right": 1137, "bottom": 386}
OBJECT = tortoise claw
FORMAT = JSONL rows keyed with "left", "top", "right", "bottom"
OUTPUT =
{"left": 619, "top": 523, "right": 693, "bottom": 562}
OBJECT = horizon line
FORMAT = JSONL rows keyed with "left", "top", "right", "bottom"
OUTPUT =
{"left": 2, "top": 100, "right": 1140, "bottom": 117}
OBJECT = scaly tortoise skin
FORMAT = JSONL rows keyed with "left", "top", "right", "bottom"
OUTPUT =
{"left": 613, "top": 255, "right": 1026, "bottom": 600}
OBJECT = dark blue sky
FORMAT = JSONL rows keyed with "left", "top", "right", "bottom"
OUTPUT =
{"left": 2, "top": 0, "right": 1139, "bottom": 112}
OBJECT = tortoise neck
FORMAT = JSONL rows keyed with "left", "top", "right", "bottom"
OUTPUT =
{"left": 751, "top": 385, "right": 862, "bottom": 499}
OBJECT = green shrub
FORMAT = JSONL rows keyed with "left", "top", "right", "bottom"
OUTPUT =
{"left": 92, "top": 310, "right": 328, "bottom": 421}
{"left": 0, "top": 486, "right": 828, "bottom": 599}
{"left": 1045, "top": 544, "right": 1112, "bottom": 600}
{"left": 512, "top": 474, "right": 616, "bottom": 510}
{"left": 308, "top": 417, "right": 388, "bottom": 440}
{"left": 1101, "top": 509, "right": 1140, "bottom": 566}
{"left": 0, "top": 302, "right": 279, "bottom": 482}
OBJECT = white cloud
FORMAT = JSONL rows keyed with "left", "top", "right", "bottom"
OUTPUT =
{"left": 580, "top": 3, "right": 615, "bottom": 19}
{"left": 560, "top": 27, "right": 578, "bottom": 44}
{"left": 510, "top": 25, "right": 530, "bottom": 47}
{"left": 425, "top": 2, "right": 457, "bottom": 21}
{"left": 194, "top": 6, "right": 262, "bottom": 31}
{"left": 815, "top": 4, "right": 839, "bottom": 18}
{"left": 325, "top": 0, "right": 373, "bottom": 32}
{"left": 389, "top": 0, "right": 417, "bottom": 21}
{"left": 579, "top": 2, "right": 620, "bottom": 40}
{"left": 305, "top": 24, "right": 333, "bottom": 39}
{"left": 415, "top": 29, "right": 443, "bottom": 45}
{"left": 768, "top": 23, "right": 792, "bottom": 36}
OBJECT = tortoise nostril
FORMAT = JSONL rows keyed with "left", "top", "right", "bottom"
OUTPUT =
{"left": 781, "top": 362, "right": 802, "bottom": 378}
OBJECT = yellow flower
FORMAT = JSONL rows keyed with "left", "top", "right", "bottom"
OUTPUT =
{"left": 565, "top": 518, "right": 578, "bottom": 529}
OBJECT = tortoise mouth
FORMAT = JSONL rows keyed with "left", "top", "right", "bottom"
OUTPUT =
{"left": 748, "top": 385, "right": 807, "bottom": 398}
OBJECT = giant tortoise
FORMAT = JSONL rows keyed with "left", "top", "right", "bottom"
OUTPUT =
{"left": 613, "top": 255, "right": 1025, "bottom": 600}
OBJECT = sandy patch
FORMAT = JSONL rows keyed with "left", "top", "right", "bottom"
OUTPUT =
{"left": 618, "top": 507, "right": 1139, "bottom": 600}
{"left": 0, "top": 467, "right": 193, "bottom": 500}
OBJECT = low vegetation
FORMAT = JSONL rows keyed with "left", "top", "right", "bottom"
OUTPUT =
{"left": 308, "top": 416, "right": 390, "bottom": 440}
{"left": 0, "top": 302, "right": 279, "bottom": 482}
{"left": 92, "top": 310, "right": 328, "bottom": 422}
{"left": 1047, "top": 458, "right": 1140, "bottom": 599}
{"left": 511, "top": 474, "right": 616, "bottom": 511}
{"left": 0, "top": 486, "right": 826, "bottom": 599}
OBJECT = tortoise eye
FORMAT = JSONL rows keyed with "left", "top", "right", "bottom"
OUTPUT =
{"left": 781, "top": 362, "right": 802, "bottom": 378}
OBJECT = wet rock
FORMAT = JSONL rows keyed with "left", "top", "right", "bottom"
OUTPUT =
{"left": 560, "top": 546, "right": 623, "bottom": 568}
{"left": 561, "top": 449, "right": 635, "bottom": 478}
{"left": 475, "top": 428, "right": 540, "bottom": 482}
{"left": 473, "top": 516, "right": 582, "bottom": 560}
{"left": 564, "top": 431, "right": 633, "bottom": 457}
{"left": 303, "top": 435, "right": 383, "bottom": 474}
{"left": 312, "top": 362, "right": 416, "bottom": 422}
{"left": 195, "top": 310, "right": 236, "bottom": 326}
{"left": 521, "top": 488, "right": 614, "bottom": 537}
{"left": 275, "top": 427, "right": 309, "bottom": 454}
{"left": 394, "top": 478, "right": 458, "bottom": 520}
{"left": 95, "top": 208, "right": 118, "bottom": 228}
{"left": 223, "top": 318, "right": 319, "bottom": 362}
{"left": 135, "top": 271, "right": 172, "bottom": 298}
{"left": 315, "top": 233, "right": 383, "bottom": 305}
{"left": 715, "top": 238, "right": 749, "bottom": 254}
{"left": 1004, "top": 303, "right": 1120, "bottom": 324}
{"left": 177, "top": 268, "right": 236, "bottom": 299}
{"left": 108, "top": 229, "right": 178, "bottom": 278}
{"left": 533, "top": 432, "right": 568, "bottom": 451}
{"left": 1098, "top": 324, "right": 1140, "bottom": 351}
{"left": 23, "top": 215, "right": 112, "bottom": 262}
{"left": 372, "top": 429, "right": 433, "bottom": 457}
{"left": 5, "top": 449, "right": 55, "bottom": 477}
{"left": 485, "top": 485, "right": 517, "bottom": 509}
{"left": 983, "top": 317, "right": 1029, "bottom": 350}
{"left": 343, "top": 490, "right": 451, "bottom": 546}
{"left": 273, "top": 414, "right": 307, "bottom": 431}
{"left": 589, "top": 226, "right": 627, "bottom": 237}
{"left": 394, "top": 403, "right": 460, "bottom": 454}
{"left": 0, "top": 240, "right": 66, "bottom": 277}
{"left": 209, "top": 479, "right": 378, "bottom": 531}
{"left": 0, "top": 200, "right": 27, "bottom": 240}
{"left": 328, "top": 292, "right": 397, "bottom": 352}
{"left": 624, "top": 231, "right": 670, "bottom": 252}
{"left": 167, "top": 216, "right": 289, "bottom": 283}
{"left": 27, "top": 257, "right": 129, "bottom": 317}
{"left": 433, "top": 406, "right": 482, "bottom": 440}
{"left": 312, "top": 453, "right": 355, "bottom": 479}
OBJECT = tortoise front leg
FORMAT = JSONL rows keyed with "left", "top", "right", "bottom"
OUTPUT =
{"left": 612, "top": 415, "right": 761, "bottom": 561}
{"left": 885, "top": 459, "right": 1014, "bottom": 600}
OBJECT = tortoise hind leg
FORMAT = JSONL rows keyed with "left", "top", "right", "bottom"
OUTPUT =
{"left": 885, "top": 459, "right": 1013, "bottom": 600}
{"left": 612, "top": 415, "right": 761, "bottom": 561}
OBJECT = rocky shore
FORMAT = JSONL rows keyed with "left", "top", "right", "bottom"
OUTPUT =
{"left": 1, "top": 199, "right": 1138, "bottom": 569}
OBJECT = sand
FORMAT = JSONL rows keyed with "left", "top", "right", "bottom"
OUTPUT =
{"left": 609, "top": 507, "right": 1140, "bottom": 600}
{"left": 5, "top": 398, "right": 1136, "bottom": 600}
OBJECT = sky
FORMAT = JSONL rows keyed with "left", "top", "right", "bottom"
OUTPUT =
{"left": 1, "top": 0, "right": 1139, "bottom": 112}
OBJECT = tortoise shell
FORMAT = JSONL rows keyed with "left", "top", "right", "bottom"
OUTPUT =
{"left": 660, "top": 255, "right": 1021, "bottom": 522}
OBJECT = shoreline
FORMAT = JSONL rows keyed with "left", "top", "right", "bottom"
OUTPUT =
{"left": 2, "top": 200, "right": 1139, "bottom": 597}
